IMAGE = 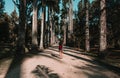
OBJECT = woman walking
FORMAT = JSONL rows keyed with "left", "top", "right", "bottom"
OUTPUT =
{"left": 59, "top": 39, "right": 63, "bottom": 58}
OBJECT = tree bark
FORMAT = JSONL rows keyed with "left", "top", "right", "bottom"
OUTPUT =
{"left": 44, "top": 6, "right": 46, "bottom": 48}
{"left": 39, "top": 8, "right": 44, "bottom": 50}
{"left": 68, "top": 0, "right": 73, "bottom": 37}
{"left": 64, "top": 19, "right": 67, "bottom": 45}
{"left": 32, "top": 0, "right": 38, "bottom": 49}
{"left": 100, "top": 0, "right": 107, "bottom": 52}
{"left": 85, "top": 0, "right": 90, "bottom": 52}
{"left": 50, "top": 9, "right": 53, "bottom": 46}
{"left": 17, "top": 0, "right": 26, "bottom": 54}
{"left": 47, "top": 6, "right": 50, "bottom": 46}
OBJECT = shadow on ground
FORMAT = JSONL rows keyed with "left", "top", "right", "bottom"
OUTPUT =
{"left": 5, "top": 55, "right": 24, "bottom": 78}
{"left": 4, "top": 52, "right": 62, "bottom": 78}
{"left": 3, "top": 47, "right": 120, "bottom": 78}
{"left": 25, "top": 52, "right": 64, "bottom": 63}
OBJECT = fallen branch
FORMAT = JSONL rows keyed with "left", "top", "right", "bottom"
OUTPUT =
{"left": 36, "top": 65, "right": 49, "bottom": 78}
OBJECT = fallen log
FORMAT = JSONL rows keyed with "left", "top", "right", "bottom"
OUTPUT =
{"left": 36, "top": 65, "right": 49, "bottom": 78}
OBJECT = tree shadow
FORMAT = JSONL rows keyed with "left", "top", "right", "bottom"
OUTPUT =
{"left": 50, "top": 46, "right": 59, "bottom": 48}
{"left": 48, "top": 46, "right": 120, "bottom": 75}
{"left": 48, "top": 47, "right": 59, "bottom": 52}
{"left": 51, "top": 53, "right": 62, "bottom": 59}
{"left": 63, "top": 50, "right": 120, "bottom": 76}
{"left": 24, "top": 51, "right": 64, "bottom": 63}
{"left": 75, "top": 64, "right": 107, "bottom": 73}
{"left": 48, "top": 47, "right": 100, "bottom": 65}
{"left": 63, "top": 47, "right": 98, "bottom": 57}
{"left": 4, "top": 50, "right": 64, "bottom": 78}
{"left": 49, "top": 46, "right": 97, "bottom": 57}
{"left": 4, "top": 55, "right": 24, "bottom": 78}
{"left": 64, "top": 51, "right": 97, "bottom": 64}
{"left": 74, "top": 64, "right": 112, "bottom": 78}
{"left": 83, "top": 71, "right": 109, "bottom": 78}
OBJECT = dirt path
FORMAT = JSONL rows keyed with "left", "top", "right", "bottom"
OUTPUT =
{"left": 0, "top": 46, "right": 120, "bottom": 78}
{"left": 0, "top": 58, "right": 13, "bottom": 78}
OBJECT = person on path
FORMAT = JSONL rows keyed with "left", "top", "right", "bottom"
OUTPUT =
{"left": 59, "top": 39, "right": 63, "bottom": 58}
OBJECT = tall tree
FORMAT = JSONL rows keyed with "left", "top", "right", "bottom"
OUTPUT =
{"left": 50, "top": 8, "right": 53, "bottom": 46}
{"left": 10, "top": 9, "right": 18, "bottom": 46}
{"left": 0, "top": 0, "right": 5, "bottom": 16}
{"left": 46, "top": 0, "right": 60, "bottom": 46}
{"left": 68, "top": 0, "right": 73, "bottom": 35}
{"left": 39, "top": 0, "right": 45, "bottom": 50}
{"left": 106, "top": 0, "right": 120, "bottom": 48}
{"left": 45, "top": 0, "right": 52, "bottom": 46}
{"left": 89, "top": 0, "right": 100, "bottom": 48}
{"left": 62, "top": 0, "right": 73, "bottom": 45}
{"left": 76, "top": 0, "right": 85, "bottom": 48}
{"left": 17, "top": 0, "right": 26, "bottom": 54}
{"left": 85, "top": 0, "right": 90, "bottom": 52}
{"left": 61, "top": 1, "right": 68, "bottom": 45}
{"left": 32, "top": 0, "right": 38, "bottom": 49}
{"left": 100, "top": 0, "right": 107, "bottom": 52}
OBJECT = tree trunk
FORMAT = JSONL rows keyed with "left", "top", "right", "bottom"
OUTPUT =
{"left": 64, "top": 19, "right": 67, "bottom": 45}
{"left": 50, "top": 9, "right": 53, "bottom": 46}
{"left": 100, "top": 0, "right": 107, "bottom": 52}
{"left": 43, "top": 6, "right": 46, "bottom": 48}
{"left": 68, "top": 0, "right": 73, "bottom": 37}
{"left": 39, "top": 8, "right": 44, "bottom": 50}
{"left": 32, "top": 0, "right": 38, "bottom": 49}
{"left": 52, "top": 13, "right": 56, "bottom": 45}
{"left": 85, "top": 0, "right": 90, "bottom": 52}
{"left": 17, "top": 0, "right": 26, "bottom": 54}
{"left": 47, "top": 6, "right": 50, "bottom": 46}
{"left": 52, "top": 22, "right": 55, "bottom": 45}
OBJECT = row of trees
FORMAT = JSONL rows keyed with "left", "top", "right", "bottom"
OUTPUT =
{"left": 60, "top": 0, "right": 120, "bottom": 57}
{"left": 12, "top": 0, "right": 61, "bottom": 54}
{"left": 0, "top": 0, "right": 120, "bottom": 57}
{"left": 72, "top": 0, "right": 120, "bottom": 52}
{"left": 60, "top": 0, "right": 107, "bottom": 53}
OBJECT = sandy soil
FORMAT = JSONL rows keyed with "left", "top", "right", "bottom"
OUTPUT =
{"left": 0, "top": 58, "right": 12, "bottom": 78}
{"left": 0, "top": 46, "right": 120, "bottom": 78}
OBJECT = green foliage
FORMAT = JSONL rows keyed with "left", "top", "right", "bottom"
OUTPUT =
{"left": 0, "top": 13, "right": 11, "bottom": 42}
{"left": 106, "top": 0, "right": 120, "bottom": 48}
{"left": 0, "top": 0, "right": 5, "bottom": 16}
{"left": 73, "top": 0, "right": 120, "bottom": 49}
{"left": 89, "top": 0, "right": 100, "bottom": 47}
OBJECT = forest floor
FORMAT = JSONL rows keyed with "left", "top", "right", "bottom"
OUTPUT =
{"left": 73, "top": 47, "right": 120, "bottom": 69}
{"left": 0, "top": 44, "right": 120, "bottom": 78}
